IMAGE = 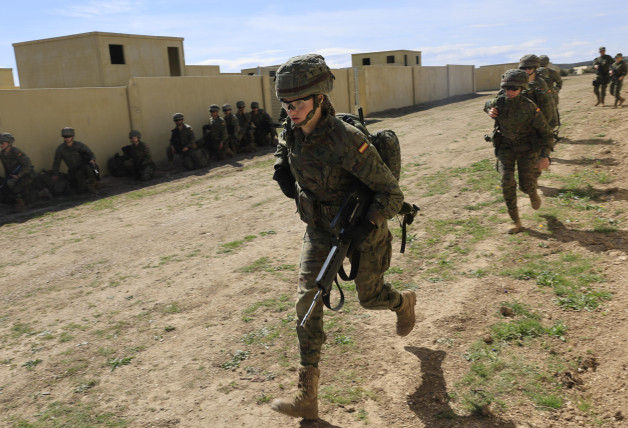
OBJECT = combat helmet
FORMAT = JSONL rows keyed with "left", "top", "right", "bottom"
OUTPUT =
{"left": 274, "top": 54, "right": 334, "bottom": 101}
{"left": 172, "top": 113, "right": 184, "bottom": 121}
{"left": 209, "top": 104, "right": 220, "bottom": 112}
{"left": 222, "top": 104, "right": 232, "bottom": 112}
{"left": 519, "top": 54, "right": 540, "bottom": 69}
{"left": 129, "top": 130, "right": 142, "bottom": 139}
{"left": 539, "top": 55, "right": 550, "bottom": 67}
{"left": 61, "top": 127, "right": 75, "bottom": 137}
{"left": 236, "top": 101, "right": 245, "bottom": 108}
{"left": 501, "top": 69, "right": 529, "bottom": 90}
{"left": 250, "top": 101, "right": 259, "bottom": 109}
{"left": 0, "top": 132, "right": 15, "bottom": 143}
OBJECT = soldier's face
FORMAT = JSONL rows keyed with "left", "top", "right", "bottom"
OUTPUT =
{"left": 0, "top": 142, "right": 9, "bottom": 152}
{"left": 210, "top": 110, "right": 219, "bottom": 118}
{"left": 504, "top": 87, "right": 522, "bottom": 99}
{"left": 131, "top": 137, "right": 139, "bottom": 144}
{"left": 284, "top": 96, "right": 315, "bottom": 125}
{"left": 63, "top": 137, "right": 74, "bottom": 145}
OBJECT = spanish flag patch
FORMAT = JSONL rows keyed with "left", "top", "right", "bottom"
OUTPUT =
{"left": 536, "top": 107, "right": 541, "bottom": 113}
{"left": 358, "top": 142, "right": 368, "bottom": 153}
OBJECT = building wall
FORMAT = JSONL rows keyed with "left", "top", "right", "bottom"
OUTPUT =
{"left": 185, "top": 65, "right": 221, "bottom": 76}
{"left": 352, "top": 50, "right": 421, "bottom": 67}
{"left": 0, "top": 68, "right": 16, "bottom": 88}
{"left": 474, "top": 63, "right": 519, "bottom": 91}
{"left": 13, "top": 32, "right": 185, "bottom": 89}
{"left": 362, "top": 66, "right": 415, "bottom": 114}
{"left": 414, "top": 66, "right": 449, "bottom": 104}
{"left": 0, "top": 87, "right": 130, "bottom": 172}
{"left": 448, "top": 65, "right": 475, "bottom": 96}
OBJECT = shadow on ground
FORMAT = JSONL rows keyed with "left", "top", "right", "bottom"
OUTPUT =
{"left": 405, "top": 346, "right": 516, "bottom": 428}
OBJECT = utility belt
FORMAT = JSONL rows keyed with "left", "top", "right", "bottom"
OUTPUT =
{"left": 295, "top": 184, "right": 342, "bottom": 227}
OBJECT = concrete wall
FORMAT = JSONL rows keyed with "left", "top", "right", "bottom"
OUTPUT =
{"left": 329, "top": 68, "right": 354, "bottom": 115}
{"left": 14, "top": 32, "right": 185, "bottom": 89}
{"left": 475, "top": 63, "right": 519, "bottom": 91}
{"left": 362, "top": 66, "right": 415, "bottom": 115}
{"left": 185, "top": 65, "right": 221, "bottom": 76}
{"left": 414, "top": 66, "right": 449, "bottom": 104}
{"left": 0, "top": 68, "right": 15, "bottom": 88}
{"left": 448, "top": 65, "right": 475, "bottom": 96}
{"left": 0, "top": 87, "right": 130, "bottom": 172}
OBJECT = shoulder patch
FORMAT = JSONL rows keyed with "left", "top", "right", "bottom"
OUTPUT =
{"left": 358, "top": 141, "right": 369, "bottom": 154}
{"left": 536, "top": 107, "right": 541, "bottom": 113}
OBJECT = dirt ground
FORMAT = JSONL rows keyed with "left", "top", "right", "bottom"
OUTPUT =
{"left": 1, "top": 74, "right": 627, "bottom": 428}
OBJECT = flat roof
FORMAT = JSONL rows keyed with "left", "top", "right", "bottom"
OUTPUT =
{"left": 14, "top": 31, "right": 184, "bottom": 47}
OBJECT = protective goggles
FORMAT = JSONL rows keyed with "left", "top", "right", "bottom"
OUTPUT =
{"left": 280, "top": 95, "right": 314, "bottom": 111}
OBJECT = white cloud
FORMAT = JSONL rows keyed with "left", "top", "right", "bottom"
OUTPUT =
{"left": 52, "top": 0, "right": 147, "bottom": 18}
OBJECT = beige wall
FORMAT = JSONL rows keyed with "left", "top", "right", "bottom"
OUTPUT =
{"left": 361, "top": 66, "right": 414, "bottom": 115}
{"left": 414, "top": 66, "right": 449, "bottom": 104}
{"left": 329, "top": 68, "right": 353, "bottom": 114}
{"left": 185, "top": 65, "right": 221, "bottom": 76}
{"left": 0, "top": 88, "right": 130, "bottom": 172}
{"left": 475, "top": 63, "right": 519, "bottom": 91}
{"left": 0, "top": 68, "right": 15, "bottom": 88}
{"left": 448, "top": 65, "right": 475, "bottom": 96}
{"left": 14, "top": 32, "right": 185, "bottom": 89}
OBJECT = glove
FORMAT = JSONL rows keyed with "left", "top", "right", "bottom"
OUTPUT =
{"left": 340, "top": 218, "right": 376, "bottom": 246}
{"left": 273, "top": 167, "right": 296, "bottom": 199}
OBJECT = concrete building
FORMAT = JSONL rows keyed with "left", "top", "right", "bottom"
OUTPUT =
{"left": 13, "top": 32, "right": 187, "bottom": 88}
{"left": 352, "top": 50, "right": 421, "bottom": 67}
{"left": 0, "top": 68, "right": 15, "bottom": 88}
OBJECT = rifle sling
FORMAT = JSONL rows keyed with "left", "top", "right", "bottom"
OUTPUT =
{"left": 321, "top": 250, "right": 361, "bottom": 311}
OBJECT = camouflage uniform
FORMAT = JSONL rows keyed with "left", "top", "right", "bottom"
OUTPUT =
{"left": 121, "top": 132, "right": 156, "bottom": 181}
{"left": 204, "top": 114, "right": 231, "bottom": 160}
{"left": 610, "top": 55, "right": 627, "bottom": 106}
{"left": 484, "top": 70, "right": 555, "bottom": 228}
{"left": 170, "top": 120, "right": 205, "bottom": 170}
{"left": 513, "top": 55, "right": 558, "bottom": 128}
{"left": 250, "top": 103, "right": 277, "bottom": 147}
{"left": 537, "top": 56, "right": 563, "bottom": 105}
{"left": 52, "top": 137, "right": 98, "bottom": 193}
{"left": 236, "top": 101, "right": 255, "bottom": 152}
{"left": 0, "top": 136, "right": 35, "bottom": 203}
{"left": 593, "top": 48, "right": 614, "bottom": 104}
{"left": 223, "top": 105, "right": 241, "bottom": 155}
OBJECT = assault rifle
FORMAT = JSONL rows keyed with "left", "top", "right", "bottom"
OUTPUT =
{"left": 300, "top": 185, "right": 372, "bottom": 328}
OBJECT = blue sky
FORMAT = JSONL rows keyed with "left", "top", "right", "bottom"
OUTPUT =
{"left": 2, "top": 0, "right": 627, "bottom": 83}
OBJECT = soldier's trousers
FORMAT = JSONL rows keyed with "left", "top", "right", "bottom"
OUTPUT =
{"left": 68, "top": 165, "right": 96, "bottom": 192}
{"left": 594, "top": 81, "right": 609, "bottom": 100}
{"left": 497, "top": 147, "right": 540, "bottom": 215}
{"left": 610, "top": 80, "right": 623, "bottom": 100}
{"left": 295, "top": 223, "right": 402, "bottom": 367}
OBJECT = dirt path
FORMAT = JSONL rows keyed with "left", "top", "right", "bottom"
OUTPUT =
{"left": 1, "top": 75, "right": 627, "bottom": 428}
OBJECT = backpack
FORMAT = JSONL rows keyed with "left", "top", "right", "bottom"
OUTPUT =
{"left": 336, "top": 109, "right": 419, "bottom": 253}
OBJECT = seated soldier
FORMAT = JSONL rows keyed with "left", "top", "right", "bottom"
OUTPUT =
{"left": 52, "top": 127, "right": 99, "bottom": 195}
{"left": 0, "top": 132, "right": 37, "bottom": 211}
{"left": 119, "top": 130, "right": 156, "bottom": 181}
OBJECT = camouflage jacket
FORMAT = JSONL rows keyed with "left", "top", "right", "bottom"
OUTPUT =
{"left": 250, "top": 109, "right": 274, "bottom": 132}
{"left": 275, "top": 113, "right": 403, "bottom": 229}
{"left": 611, "top": 60, "right": 627, "bottom": 81}
{"left": 593, "top": 54, "right": 614, "bottom": 75}
{"left": 537, "top": 66, "right": 563, "bottom": 92}
{"left": 122, "top": 141, "right": 153, "bottom": 165}
{"left": 170, "top": 124, "right": 196, "bottom": 151}
{"left": 236, "top": 111, "right": 252, "bottom": 132}
{"left": 484, "top": 94, "right": 555, "bottom": 157}
{"left": 204, "top": 116, "right": 228, "bottom": 145}
{"left": 224, "top": 113, "right": 242, "bottom": 140}
{"left": 1, "top": 146, "right": 34, "bottom": 179}
{"left": 52, "top": 140, "right": 95, "bottom": 173}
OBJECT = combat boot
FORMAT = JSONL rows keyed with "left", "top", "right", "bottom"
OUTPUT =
{"left": 529, "top": 190, "right": 542, "bottom": 210}
{"left": 620, "top": 97, "right": 626, "bottom": 107}
{"left": 271, "top": 365, "right": 319, "bottom": 419}
{"left": 395, "top": 290, "right": 417, "bottom": 337}
{"left": 595, "top": 95, "right": 601, "bottom": 106}
{"left": 506, "top": 209, "right": 522, "bottom": 234}
{"left": 614, "top": 99, "right": 619, "bottom": 108}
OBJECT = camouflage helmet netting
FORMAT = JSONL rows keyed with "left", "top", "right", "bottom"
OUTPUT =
{"left": 519, "top": 54, "right": 540, "bottom": 69}
{"left": 539, "top": 55, "right": 550, "bottom": 66}
{"left": 236, "top": 101, "right": 245, "bottom": 108}
{"left": 129, "top": 130, "right": 142, "bottom": 139}
{"left": 501, "top": 69, "right": 529, "bottom": 89}
{"left": 275, "top": 54, "right": 334, "bottom": 100}
{"left": 172, "top": 113, "right": 184, "bottom": 121}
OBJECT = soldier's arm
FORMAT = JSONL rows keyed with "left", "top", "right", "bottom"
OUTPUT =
{"left": 554, "top": 70, "right": 563, "bottom": 90}
{"left": 16, "top": 150, "right": 34, "bottom": 177}
{"left": 342, "top": 131, "right": 403, "bottom": 225}
{"left": 77, "top": 142, "right": 96, "bottom": 161}
{"left": 532, "top": 110, "right": 554, "bottom": 157}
